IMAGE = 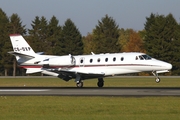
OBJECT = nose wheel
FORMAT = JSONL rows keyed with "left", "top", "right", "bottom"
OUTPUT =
{"left": 152, "top": 71, "right": 161, "bottom": 83}
{"left": 155, "top": 77, "right": 161, "bottom": 83}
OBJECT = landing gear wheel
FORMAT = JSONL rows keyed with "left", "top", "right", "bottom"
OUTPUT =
{"left": 97, "top": 78, "right": 104, "bottom": 87}
{"left": 97, "top": 81, "right": 104, "bottom": 87}
{"left": 76, "top": 81, "right": 83, "bottom": 88}
{"left": 152, "top": 71, "right": 161, "bottom": 83}
{"left": 155, "top": 78, "right": 160, "bottom": 83}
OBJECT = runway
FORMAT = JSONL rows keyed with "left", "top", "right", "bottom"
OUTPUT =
{"left": 0, "top": 87, "right": 180, "bottom": 96}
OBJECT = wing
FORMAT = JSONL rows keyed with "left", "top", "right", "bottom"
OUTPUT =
{"left": 57, "top": 70, "right": 105, "bottom": 81}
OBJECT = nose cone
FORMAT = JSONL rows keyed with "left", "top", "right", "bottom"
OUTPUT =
{"left": 166, "top": 63, "right": 172, "bottom": 70}
{"left": 155, "top": 60, "right": 172, "bottom": 70}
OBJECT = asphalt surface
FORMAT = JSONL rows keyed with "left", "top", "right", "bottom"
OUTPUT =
{"left": 0, "top": 87, "right": 180, "bottom": 96}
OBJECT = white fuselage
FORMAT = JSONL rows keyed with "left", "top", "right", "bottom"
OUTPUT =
{"left": 18, "top": 52, "right": 172, "bottom": 78}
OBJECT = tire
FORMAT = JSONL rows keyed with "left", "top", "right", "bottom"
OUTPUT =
{"left": 155, "top": 78, "right": 160, "bottom": 83}
{"left": 97, "top": 81, "right": 104, "bottom": 87}
{"left": 76, "top": 82, "right": 83, "bottom": 87}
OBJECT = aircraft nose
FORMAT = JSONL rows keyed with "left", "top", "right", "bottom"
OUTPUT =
{"left": 166, "top": 63, "right": 172, "bottom": 70}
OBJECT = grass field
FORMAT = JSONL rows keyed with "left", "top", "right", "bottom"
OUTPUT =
{"left": 0, "top": 77, "right": 180, "bottom": 120}
{"left": 0, "top": 76, "right": 180, "bottom": 87}
{"left": 0, "top": 96, "right": 180, "bottom": 120}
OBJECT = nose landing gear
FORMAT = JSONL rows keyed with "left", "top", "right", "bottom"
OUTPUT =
{"left": 155, "top": 77, "right": 160, "bottom": 83}
{"left": 152, "top": 71, "right": 161, "bottom": 83}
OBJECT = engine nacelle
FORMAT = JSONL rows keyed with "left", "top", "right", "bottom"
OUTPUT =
{"left": 41, "top": 55, "right": 76, "bottom": 67}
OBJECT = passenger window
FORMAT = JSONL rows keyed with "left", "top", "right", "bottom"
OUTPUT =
{"left": 80, "top": 59, "right": 83, "bottom": 63}
{"left": 105, "top": 58, "right": 108, "bottom": 62}
{"left": 113, "top": 57, "right": 116, "bottom": 62}
{"left": 97, "top": 58, "right": 100, "bottom": 62}
{"left": 90, "top": 59, "right": 93, "bottom": 63}
{"left": 121, "top": 57, "right": 124, "bottom": 61}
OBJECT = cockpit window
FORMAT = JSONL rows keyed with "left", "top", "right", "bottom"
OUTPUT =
{"left": 139, "top": 56, "right": 144, "bottom": 60}
{"left": 135, "top": 56, "right": 138, "bottom": 60}
{"left": 142, "top": 55, "right": 152, "bottom": 60}
{"left": 138, "top": 55, "right": 152, "bottom": 60}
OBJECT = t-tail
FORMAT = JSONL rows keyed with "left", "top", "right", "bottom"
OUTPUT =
{"left": 8, "top": 34, "right": 36, "bottom": 63}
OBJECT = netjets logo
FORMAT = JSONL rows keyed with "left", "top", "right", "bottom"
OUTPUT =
{"left": 14, "top": 47, "right": 31, "bottom": 51}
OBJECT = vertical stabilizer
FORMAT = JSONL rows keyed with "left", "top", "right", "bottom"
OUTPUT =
{"left": 10, "top": 34, "right": 35, "bottom": 56}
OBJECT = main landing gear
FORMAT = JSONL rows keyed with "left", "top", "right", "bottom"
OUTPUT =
{"left": 75, "top": 74, "right": 104, "bottom": 88}
{"left": 152, "top": 71, "right": 161, "bottom": 83}
{"left": 76, "top": 81, "right": 83, "bottom": 88}
{"left": 97, "top": 78, "right": 104, "bottom": 87}
{"left": 75, "top": 74, "right": 83, "bottom": 88}
{"left": 76, "top": 79, "right": 104, "bottom": 88}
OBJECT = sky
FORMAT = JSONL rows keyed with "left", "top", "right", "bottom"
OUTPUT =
{"left": 1, "top": 0, "right": 180, "bottom": 36}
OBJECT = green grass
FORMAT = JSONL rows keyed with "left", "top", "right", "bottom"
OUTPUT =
{"left": 0, "top": 77, "right": 180, "bottom": 120}
{"left": 0, "top": 96, "right": 180, "bottom": 120}
{"left": 0, "top": 77, "right": 180, "bottom": 87}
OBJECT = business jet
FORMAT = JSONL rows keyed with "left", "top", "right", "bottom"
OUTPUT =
{"left": 8, "top": 34, "right": 172, "bottom": 87}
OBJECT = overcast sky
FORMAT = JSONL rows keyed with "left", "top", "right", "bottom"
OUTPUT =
{"left": 1, "top": 0, "right": 180, "bottom": 36}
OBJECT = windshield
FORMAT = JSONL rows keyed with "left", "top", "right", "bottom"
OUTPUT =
{"left": 137, "top": 55, "right": 152, "bottom": 60}
{"left": 141, "top": 55, "right": 152, "bottom": 60}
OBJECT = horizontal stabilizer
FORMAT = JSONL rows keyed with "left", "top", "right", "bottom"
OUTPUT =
{"left": 8, "top": 51, "right": 35, "bottom": 59}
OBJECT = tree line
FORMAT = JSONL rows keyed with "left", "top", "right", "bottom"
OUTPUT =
{"left": 0, "top": 8, "right": 180, "bottom": 76}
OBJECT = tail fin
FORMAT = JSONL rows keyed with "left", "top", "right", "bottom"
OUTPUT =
{"left": 9, "top": 34, "right": 35, "bottom": 56}
{"left": 9, "top": 34, "right": 36, "bottom": 62}
{"left": 9, "top": 34, "right": 43, "bottom": 74}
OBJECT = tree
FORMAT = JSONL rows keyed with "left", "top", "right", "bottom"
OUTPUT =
{"left": 166, "top": 14, "right": 180, "bottom": 75}
{"left": 82, "top": 33, "right": 96, "bottom": 54}
{"left": 118, "top": 28, "right": 131, "bottom": 52}
{"left": 93, "top": 14, "right": 120, "bottom": 53}
{"left": 123, "top": 30, "right": 145, "bottom": 52}
{"left": 144, "top": 13, "right": 180, "bottom": 75}
{"left": 57, "top": 19, "right": 83, "bottom": 55}
{"left": 8, "top": 14, "right": 26, "bottom": 34}
{"left": 47, "top": 16, "right": 62, "bottom": 55}
{"left": 28, "top": 16, "right": 49, "bottom": 53}
{"left": 0, "top": 8, "right": 11, "bottom": 76}
{"left": 8, "top": 13, "right": 27, "bottom": 76}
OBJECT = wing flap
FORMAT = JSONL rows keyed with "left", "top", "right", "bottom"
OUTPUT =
{"left": 58, "top": 70, "right": 105, "bottom": 80}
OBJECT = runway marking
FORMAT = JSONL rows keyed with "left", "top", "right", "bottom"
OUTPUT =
{"left": 0, "top": 89, "right": 49, "bottom": 92}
